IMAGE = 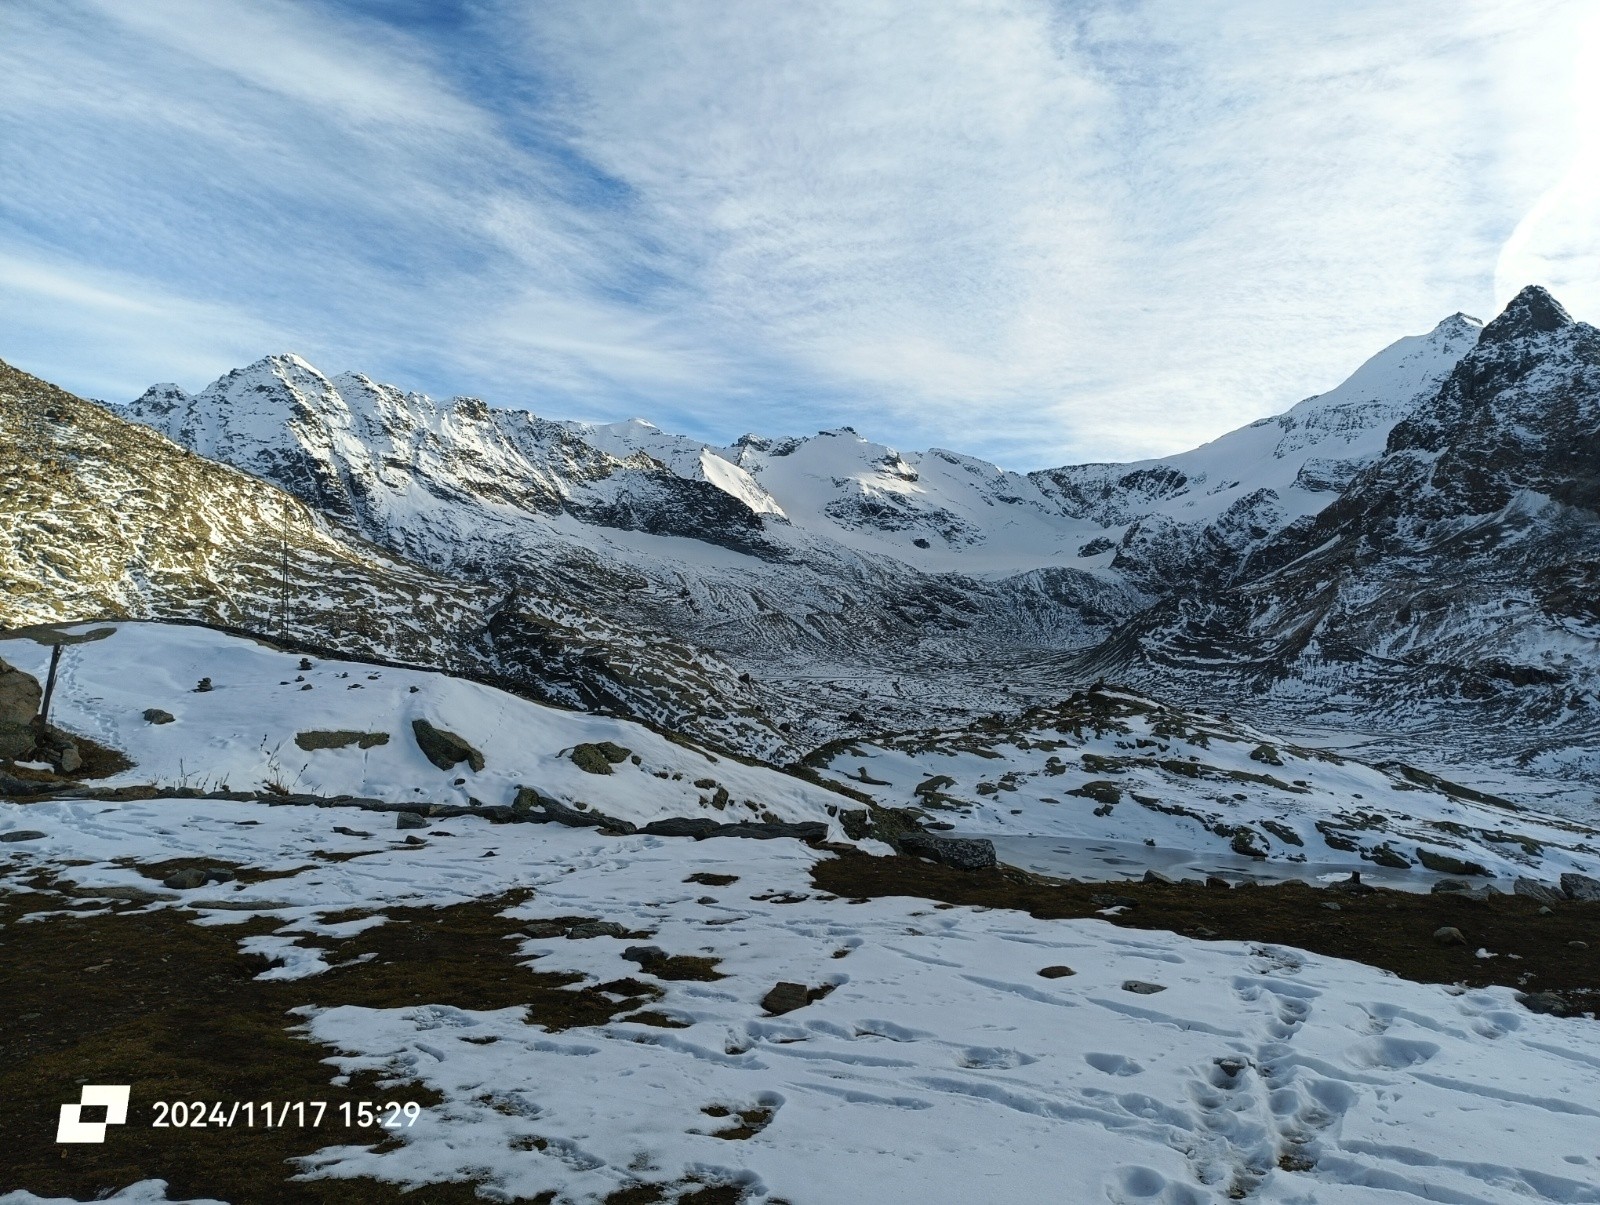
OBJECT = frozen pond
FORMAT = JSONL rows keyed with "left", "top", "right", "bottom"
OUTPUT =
{"left": 972, "top": 833, "right": 1468, "bottom": 893}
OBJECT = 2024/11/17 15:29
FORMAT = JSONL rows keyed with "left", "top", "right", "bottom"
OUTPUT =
{"left": 150, "top": 1100, "right": 423, "bottom": 1128}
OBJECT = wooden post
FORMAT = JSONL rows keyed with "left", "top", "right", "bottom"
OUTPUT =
{"left": 38, "top": 644, "right": 62, "bottom": 729}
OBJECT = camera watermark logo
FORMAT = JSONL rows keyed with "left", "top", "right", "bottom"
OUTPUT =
{"left": 58, "top": 1085, "right": 131, "bottom": 1143}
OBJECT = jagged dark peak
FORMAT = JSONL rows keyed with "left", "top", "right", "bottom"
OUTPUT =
{"left": 1479, "top": 285, "right": 1573, "bottom": 345}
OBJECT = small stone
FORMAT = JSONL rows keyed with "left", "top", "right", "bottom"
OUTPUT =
{"left": 403, "top": 835, "right": 426, "bottom": 846}
{"left": 1538, "top": 906, "right": 1554, "bottom": 916}
{"left": 203, "top": 867, "right": 236, "bottom": 883}
{"left": 1433, "top": 926, "right": 1467, "bottom": 946}
{"left": 162, "top": 867, "right": 207, "bottom": 889}
{"left": 396, "top": 812, "right": 430, "bottom": 830}
{"left": 1431, "top": 879, "right": 1472, "bottom": 895}
{"left": 1214, "top": 1057, "right": 1249, "bottom": 1078}
{"left": 1205, "top": 875, "right": 1231, "bottom": 890}
{"left": 1321, "top": 902, "right": 1342, "bottom": 911}
{"left": 760, "top": 981, "right": 811, "bottom": 1015}
{"left": 1121, "top": 980, "right": 1166, "bottom": 995}
{"left": 1142, "top": 869, "right": 1175, "bottom": 885}
{"left": 1569, "top": 941, "right": 1589, "bottom": 950}
{"left": 0, "top": 829, "right": 47, "bottom": 842}
{"left": 194, "top": 677, "right": 213, "bottom": 693}
{"left": 523, "top": 921, "right": 568, "bottom": 939}
{"left": 622, "top": 945, "right": 667, "bottom": 968}
{"left": 1519, "top": 991, "right": 1570, "bottom": 1016}
{"left": 143, "top": 708, "right": 175, "bottom": 725}
{"left": 1037, "top": 965, "right": 1075, "bottom": 979}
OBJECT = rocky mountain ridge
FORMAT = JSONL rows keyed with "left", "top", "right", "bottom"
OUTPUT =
{"left": 0, "top": 358, "right": 807, "bottom": 756}
{"left": 7, "top": 288, "right": 1594, "bottom": 797}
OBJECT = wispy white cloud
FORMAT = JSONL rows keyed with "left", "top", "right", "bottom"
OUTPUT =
{"left": 0, "top": 0, "right": 1593, "bottom": 466}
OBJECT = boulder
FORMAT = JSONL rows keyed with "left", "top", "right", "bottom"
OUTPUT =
{"left": 0, "top": 772, "right": 57, "bottom": 797}
{"left": 639, "top": 817, "right": 723, "bottom": 839}
{"left": 760, "top": 982, "right": 811, "bottom": 1015}
{"left": 1513, "top": 877, "right": 1566, "bottom": 904}
{"left": 567, "top": 920, "right": 629, "bottom": 940}
{"left": 1433, "top": 926, "right": 1467, "bottom": 946}
{"left": 898, "top": 834, "right": 997, "bottom": 872}
{"left": 638, "top": 817, "right": 828, "bottom": 842}
{"left": 622, "top": 945, "right": 668, "bottom": 969}
{"left": 411, "top": 719, "right": 484, "bottom": 772}
{"left": 55, "top": 744, "right": 81, "bottom": 773}
{"left": 1070, "top": 780, "right": 1122, "bottom": 806}
{"left": 1249, "top": 743, "right": 1283, "bottom": 766}
{"left": 1560, "top": 873, "right": 1600, "bottom": 902}
{"left": 162, "top": 867, "right": 208, "bottom": 889}
{"left": 396, "top": 812, "right": 430, "bottom": 830}
{"left": 1229, "top": 827, "right": 1268, "bottom": 859}
{"left": 1519, "top": 991, "right": 1571, "bottom": 1016}
{"left": 0, "top": 658, "right": 41, "bottom": 759}
{"left": 724, "top": 820, "right": 827, "bottom": 841}
{"left": 513, "top": 787, "right": 637, "bottom": 834}
{"left": 1367, "top": 843, "right": 1412, "bottom": 869}
{"left": 0, "top": 830, "right": 47, "bottom": 842}
{"left": 296, "top": 730, "right": 389, "bottom": 751}
{"left": 1037, "top": 965, "right": 1075, "bottom": 979}
{"left": 1416, "top": 848, "right": 1492, "bottom": 877}
{"left": 570, "top": 742, "right": 630, "bottom": 775}
{"left": 1121, "top": 980, "right": 1167, "bottom": 994}
{"left": 143, "top": 709, "right": 175, "bottom": 725}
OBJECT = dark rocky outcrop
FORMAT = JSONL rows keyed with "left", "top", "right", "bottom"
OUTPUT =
{"left": 898, "top": 834, "right": 997, "bottom": 872}
{"left": 0, "top": 658, "right": 41, "bottom": 760}
{"left": 570, "top": 741, "right": 630, "bottom": 775}
{"left": 1560, "top": 872, "right": 1600, "bottom": 902}
{"left": 296, "top": 730, "right": 389, "bottom": 751}
{"left": 411, "top": 719, "right": 484, "bottom": 772}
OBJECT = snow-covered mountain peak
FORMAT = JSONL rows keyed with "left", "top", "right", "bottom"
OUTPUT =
{"left": 1479, "top": 284, "right": 1573, "bottom": 346}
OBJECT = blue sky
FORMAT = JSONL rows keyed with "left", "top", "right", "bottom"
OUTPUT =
{"left": 2, "top": 0, "right": 1595, "bottom": 468}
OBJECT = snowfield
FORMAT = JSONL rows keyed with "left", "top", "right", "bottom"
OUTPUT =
{"left": 2, "top": 801, "right": 1599, "bottom": 1204}
{"left": 2, "top": 622, "right": 1599, "bottom": 1203}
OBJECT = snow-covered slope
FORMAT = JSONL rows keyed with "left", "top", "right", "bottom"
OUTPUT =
{"left": 819, "top": 686, "right": 1600, "bottom": 889}
{"left": 0, "top": 622, "right": 854, "bottom": 835}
